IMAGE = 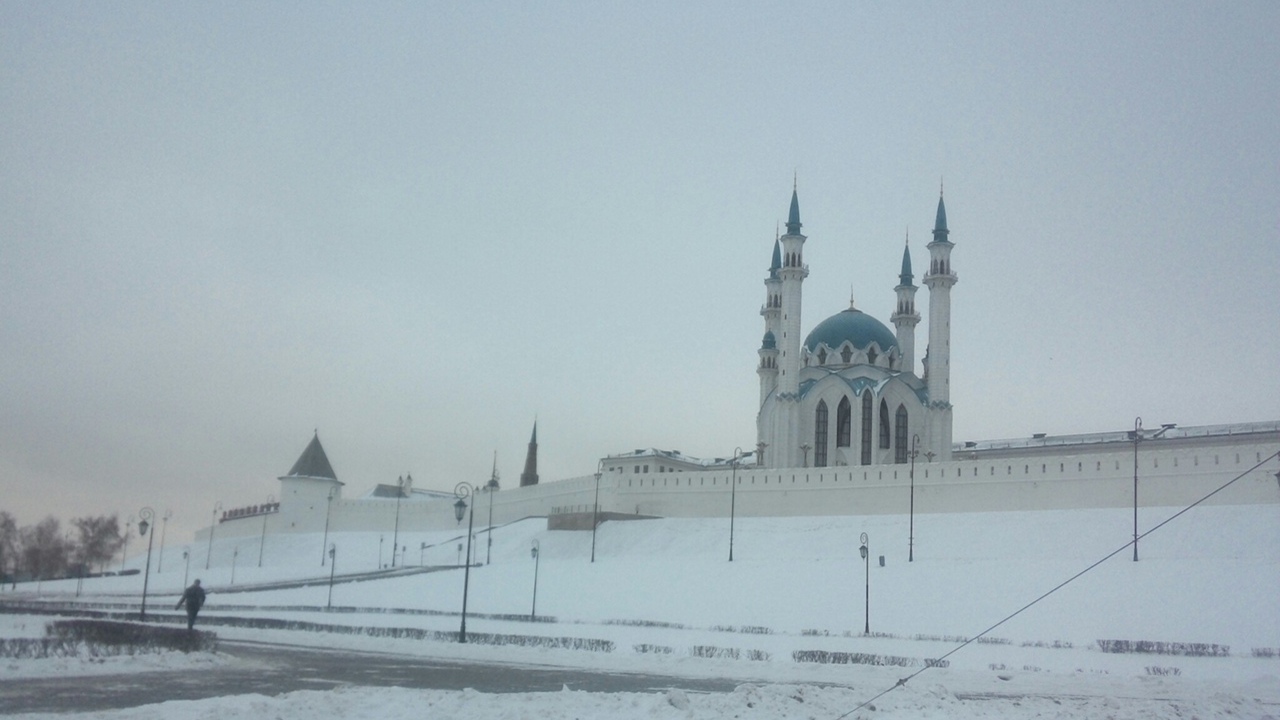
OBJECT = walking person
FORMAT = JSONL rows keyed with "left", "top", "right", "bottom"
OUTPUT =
{"left": 175, "top": 579, "right": 206, "bottom": 630}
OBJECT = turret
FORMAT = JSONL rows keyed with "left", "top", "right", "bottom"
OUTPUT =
{"left": 890, "top": 232, "right": 920, "bottom": 372}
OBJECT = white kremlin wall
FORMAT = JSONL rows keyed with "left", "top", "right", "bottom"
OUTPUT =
{"left": 197, "top": 434, "right": 1280, "bottom": 544}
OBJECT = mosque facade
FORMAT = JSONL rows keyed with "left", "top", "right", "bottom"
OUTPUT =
{"left": 756, "top": 187, "right": 954, "bottom": 469}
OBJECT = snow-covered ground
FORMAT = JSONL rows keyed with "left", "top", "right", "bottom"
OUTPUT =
{"left": 3, "top": 504, "right": 1279, "bottom": 718}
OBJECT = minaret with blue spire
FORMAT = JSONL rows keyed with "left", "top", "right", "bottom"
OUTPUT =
{"left": 923, "top": 185, "right": 957, "bottom": 460}
{"left": 890, "top": 230, "right": 921, "bottom": 374}
{"left": 758, "top": 231, "right": 782, "bottom": 412}
{"left": 769, "top": 180, "right": 809, "bottom": 468}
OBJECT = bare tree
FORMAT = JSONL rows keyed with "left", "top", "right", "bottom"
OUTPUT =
{"left": 72, "top": 515, "right": 124, "bottom": 574}
{"left": 19, "top": 517, "right": 68, "bottom": 580}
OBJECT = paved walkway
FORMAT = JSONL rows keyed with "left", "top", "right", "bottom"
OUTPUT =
{"left": 0, "top": 640, "right": 743, "bottom": 714}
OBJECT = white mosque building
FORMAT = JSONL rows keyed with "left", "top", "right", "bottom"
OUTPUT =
{"left": 756, "top": 186, "right": 954, "bottom": 470}
{"left": 198, "top": 186, "right": 1279, "bottom": 546}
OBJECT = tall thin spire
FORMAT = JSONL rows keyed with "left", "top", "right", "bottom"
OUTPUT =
{"left": 785, "top": 183, "right": 802, "bottom": 235}
{"left": 899, "top": 229, "right": 914, "bottom": 285}
{"left": 519, "top": 420, "right": 539, "bottom": 487}
{"left": 933, "top": 190, "right": 949, "bottom": 240}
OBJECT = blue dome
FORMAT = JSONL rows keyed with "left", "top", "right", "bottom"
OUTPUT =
{"left": 804, "top": 308, "right": 898, "bottom": 354}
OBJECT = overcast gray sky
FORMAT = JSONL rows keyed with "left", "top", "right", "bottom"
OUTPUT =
{"left": 3, "top": 2, "right": 1277, "bottom": 542}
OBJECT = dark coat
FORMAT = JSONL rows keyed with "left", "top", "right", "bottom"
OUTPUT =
{"left": 176, "top": 583, "right": 206, "bottom": 613}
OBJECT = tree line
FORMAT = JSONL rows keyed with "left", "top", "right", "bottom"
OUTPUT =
{"left": 0, "top": 511, "right": 129, "bottom": 583}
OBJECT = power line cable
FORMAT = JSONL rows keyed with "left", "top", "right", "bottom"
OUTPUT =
{"left": 834, "top": 449, "right": 1280, "bottom": 719}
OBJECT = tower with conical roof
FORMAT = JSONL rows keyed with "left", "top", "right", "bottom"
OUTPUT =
{"left": 519, "top": 422, "right": 539, "bottom": 487}
{"left": 923, "top": 190, "right": 957, "bottom": 459}
{"left": 891, "top": 233, "right": 921, "bottom": 373}
{"left": 277, "top": 431, "right": 344, "bottom": 532}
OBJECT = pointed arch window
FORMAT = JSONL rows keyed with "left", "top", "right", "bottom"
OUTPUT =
{"left": 836, "top": 397, "right": 852, "bottom": 447}
{"left": 814, "top": 401, "right": 829, "bottom": 468}
{"left": 879, "top": 400, "right": 891, "bottom": 449}
{"left": 868, "top": 347, "right": 878, "bottom": 366}
{"left": 840, "top": 345, "right": 853, "bottom": 364}
{"left": 817, "top": 348, "right": 827, "bottom": 365}
{"left": 860, "top": 392, "right": 873, "bottom": 465}
{"left": 894, "top": 405, "right": 909, "bottom": 463}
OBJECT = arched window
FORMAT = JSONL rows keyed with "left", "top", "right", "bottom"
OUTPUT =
{"left": 840, "top": 345, "right": 853, "bottom": 364}
{"left": 860, "top": 392, "right": 873, "bottom": 465}
{"left": 817, "top": 348, "right": 827, "bottom": 365}
{"left": 879, "top": 400, "right": 891, "bottom": 449}
{"left": 868, "top": 348, "right": 878, "bottom": 366}
{"left": 815, "top": 401, "right": 829, "bottom": 467}
{"left": 836, "top": 397, "right": 852, "bottom": 447}
{"left": 894, "top": 406, "right": 909, "bottom": 463}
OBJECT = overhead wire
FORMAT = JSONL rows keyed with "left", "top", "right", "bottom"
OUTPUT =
{"left": 833, "top": 448, "right": 1280, "bottom": 719}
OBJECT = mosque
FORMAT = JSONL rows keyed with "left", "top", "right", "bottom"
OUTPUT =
{"left": 756, "top": 186, "right": 954, "bottom": 470}
{"left": 198, "top": 186, "right": 1279, "bottom": 546}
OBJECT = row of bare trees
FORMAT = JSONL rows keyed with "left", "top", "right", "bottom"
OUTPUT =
{"left": 0, "top": 511, "right": 128, "bottom": 582}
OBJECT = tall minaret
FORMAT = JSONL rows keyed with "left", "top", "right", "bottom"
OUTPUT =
{"left": 758, "top": 235, "right": 782, "bottom": 409}
{"left": 773, "top": 184, "right": 809, "bottom": 468}
{"left": 890, "top": 232, "right": 920, "bottom": 373}
{"left": 922, "top": 189, "right": 957, "bottom": 459}
{"left": 519, "top": 422, "right": 539, "bottom": 487}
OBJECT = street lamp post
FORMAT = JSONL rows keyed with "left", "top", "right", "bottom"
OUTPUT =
{"left": 258, "top": 494, "right": 274, "bottom": 568}
{"left": 530, "top": 539, "right": 540, "bottom": 621}
{"left": 378, "top": 535, "right": 384, "bottom": 569}
{"left": 1130, "top": 417, "right": 1176, "bottom": 562}
{"left": 326, "top": 544, "right": 337, "bottom": 610}
{"left": 800, "top": 443, "right": 812, "bottom": 468}
{"left": 157, "top": 510, "right": 171, "bottom": 573}
{"left": 729, "top": 447, "right": 742, "bottom": 562}
{"left": 453, "top": 483, "right": 476, "bottom": 643}
{"left": 230, "top": 547, "right": 239, "bottom": 585}
{"left": 182, "top": 550, "right": 190, "bottom": 589}
{"left": 859, "top": 532, "right": 870, "bottom": 635}
{"left": 321, "top": 487, "right": 336, "bottom": 566}
{"left": 485, "top": 480, "right": 497, "bottom": 565}
{"left": 591, "top": 458, "right": 606, "bottom": 561}
{"left": 392, "top": 477, "right": 404, "bottom": 568}
{"left": 205, "top": 502, "right": 222, "bottom": 570}
{"left": 909, "top": 434, "right": 920, "bottom": 562}
{"left": 121, "top": 516, "right": 133, "bottom": 573}
{"left": 137, "top": 508, "right": 156, "bottom": 620}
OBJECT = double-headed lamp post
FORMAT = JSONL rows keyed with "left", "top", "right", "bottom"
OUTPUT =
{"left": 591, "top": 460, "right": 603, "bottom": 563}
{"left": 137, "top": 507, "right": 156, "bottom": 621}
{"left": 859, "top": 532, "right": 870, "bottom": 635}
{"left": 729, "top": 447, "right": 742, "bottom": 562}
{"left": 909, "top": 434, "right": 920, "bottom": 562}
{"left": 530, "top": 539, "right": 541, "bottom": 621}
{"left": 1130, "top": 417, "right": 1176, "bottom": 562}
{"left": 453, "top": 483, "right": 476, "bottom": 643}
{"left": 205, "top": 502, "right": 222, "bottom": 570}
